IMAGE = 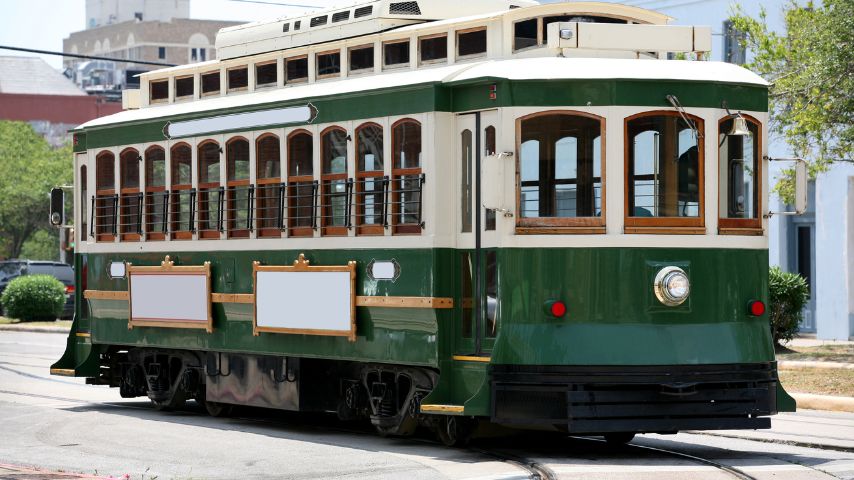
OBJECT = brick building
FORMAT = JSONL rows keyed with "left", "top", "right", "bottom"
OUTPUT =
{"left": 63, "top": 1, "right": 238, "bottom": 95}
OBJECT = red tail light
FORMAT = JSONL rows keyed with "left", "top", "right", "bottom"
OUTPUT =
{"left": 65, "top": 285, "right": 75, "bottom": 295}
{"left": 748, "top": 300, "right": 765, "bottom": 316}
{"left": 549, "top": 300, "right": 567, "bottom": 318}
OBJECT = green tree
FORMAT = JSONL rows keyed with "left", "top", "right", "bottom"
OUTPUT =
{"left": 730, "top": 1, "right": 854, "bottom": 202}
{"left": 0, "top": 121, "right": 73, "bottom": 260}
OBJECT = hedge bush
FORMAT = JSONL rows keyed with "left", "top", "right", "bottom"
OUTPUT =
{"left": 0, "top": 275, "right": 65, "bottom": 322}
{"left": 769, "top": 266, "right": 810, "bottom": 346}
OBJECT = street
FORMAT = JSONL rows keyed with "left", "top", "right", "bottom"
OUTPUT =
{"left": 1, "top": 330, "right": 852, "bottom": 480}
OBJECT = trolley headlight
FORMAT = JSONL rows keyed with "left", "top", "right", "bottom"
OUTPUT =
{"left": 654, "top": 267, "right": 690, "bottom": 306}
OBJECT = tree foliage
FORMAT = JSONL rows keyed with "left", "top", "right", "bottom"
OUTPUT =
{"left": 768, "top": 266, "right": 810, "bottom": 346}
{"left": 0, "top": 121, "right": 73, "bottom": 260}
{"left": 730, "top": 1, "right": 854, "bottom": 202}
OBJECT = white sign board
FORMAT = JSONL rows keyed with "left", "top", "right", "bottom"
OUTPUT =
{"left": 253, "top": 255, "right": 356, "bottom": 341}
{"left": 128, "top": 257, "right": 212, "bottom": 332}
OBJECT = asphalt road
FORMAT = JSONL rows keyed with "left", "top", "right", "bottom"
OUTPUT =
{"left": 1, "top": 330, "right": 853, "bottom": 480}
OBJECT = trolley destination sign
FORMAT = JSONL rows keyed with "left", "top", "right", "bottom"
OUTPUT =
{"left": 162, "top": 103, "right": 318, "bottom": 139}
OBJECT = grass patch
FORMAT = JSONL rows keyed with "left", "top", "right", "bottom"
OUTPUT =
{"left": 0, "top": 316, "right": 71, "bottom": 329}
{"left": 780, "top": 368, "right": 854, "bottom": 397}
{"left": 777, "top": 344, "right": 854, "bottom": 363}
{"left": 0, "top": 316, "right": 14, "bottom": 325}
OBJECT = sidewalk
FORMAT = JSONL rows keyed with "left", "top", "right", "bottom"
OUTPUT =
{"left": 0, "top": 322, "right": 70, "bottom": 334}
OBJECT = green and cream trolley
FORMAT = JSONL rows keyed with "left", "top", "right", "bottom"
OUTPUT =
{"left": 52, "top": 0, "right": 796, "bottom": 445}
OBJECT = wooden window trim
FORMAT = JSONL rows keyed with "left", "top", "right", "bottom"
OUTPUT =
{"left": 144, "top": 146, "right": 167, "bottom": 241}
{"left": 285, "top": 55, "right": 309, "bottom": 84}
{"left": 119, "top": 148, "right": 142, "bottom": 242}
{"left": 174, "top": 75, "right": 194, "bottom": 100}
{"left": 201, "top": 71, "right": 221, "bottom": 97}
{"left": 94, "top": 151, "right": 116, "bottom": 242}
{"left": 512, "top": 17, "right": 543, "bottom": 53}
{"left": 226, "top": 137, "right": 251, "bottom": 239}
{"left": 254, "top": 60, "right": 278, "bottom": 89}
{"left": 382, "top": 39, "right": 410, "bottom": 70}
{"left": 456, "top": 26, "right": 487, "bottom": 60}
{"left": 316, "top": 49, "right": 342, "bottom": 80}
{"left": 391, "top": 118, "right": 423, "bottom": 235}
{"left": 287, "top": 129, "right": 315, "bottom": 237}
{"left": 718, "top": 113, "right": 763, "bottom": 235}
{"left": 169, "top": 143, "right": 193, "bottom": 240}
{"left": 623, "top": 110, "right": 705, "bottom": 234}
{"left": 256, "top": 133, "right": 282, "bottom": 238}
{"left": 355, "top": 122, "right": 385, "bottom": 236}
{"left": 226, "top": 66, "right": 249, "bottom": 92}
{"left": 514, "top": 110, "right": 607, "bottom": 234}
{"left": 149, "top": 79, "right": 169, "bottom": 104}
{"left": 418, "top": 33, "right": 448, "bottom": 66}
{"left": 348, "top": 44, "right": 375, "bottom": 75}
{"left": 321, "top": 126, "right": 349, "bottom": 236}
{"left": 197, "top": 140, "right": 222, "bottom": 239}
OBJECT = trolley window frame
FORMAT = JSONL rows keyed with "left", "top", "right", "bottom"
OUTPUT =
{"left": 718, "top": 114, "right": 763, "bottom": 235}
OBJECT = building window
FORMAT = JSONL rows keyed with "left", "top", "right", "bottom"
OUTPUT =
{"left": 227, "top": 66, "right": 248, "bottom": 91}
{"left": 174, "top": 75, "right": 194, "bottom": 98}
{"left": 149, "top": 79, "right": 168, "bottom": 102}
{"left": 626, "top": 112, "right": 704, "bottom": 233}
{"left": 255, "top": 61, "right": 277, "bottom": 87}
{"left": 144, "top": 146, "right": 167, "bottom": 240}
{"left": 256, "top": 134, "right": 282, "bottom": 237}
{"left": 392, "top": 119, "right": 422, "bottom": 234}
{"left": 723, "top": 20, "right": 746, "bottom": 65}
{"left": 457, "top": 28, "right": 487, "bottom": 59}
{"left": 317, "top": 50, "right": 341, "bottom": 78}
{"left": 197, "top": 141, "right": 222, "bottom": 238}
{"left": 419, "top": 34, "right": 447, "bottom": 64}
{"left": 719, "top": 115, "right": 761, "bottom": 233}
{"left": 286, "top": 56, "right": 308, "bottom": 83}
{"left": 349, "top": 44, "right": 374, "bottom": 73}
{"left": 170, "top": 143, "right": 193, "bottom": 239}
{"left": 513, "top": 19, "right": 538, "bottom": 51}
{"left": 287, "top": 130, "right": 315, "bottom": 236}
{"left": 356, "top": 123, "right": 385, "bottom": 235}
{"left": 201, "top": 71, "right": 220, "bottom": 95}
{"left": 158, "top": 46, "right": 166, "bottom": 59}
{"left": 518, "top": 112, "right": 605, "bottom": 233}
{"left": 95, "top": 151, "right": 116, "bottom": 241}
{"left": 321, "top": 127, "right": 349, "bottom": 235}
{"left": 383, "top": 40, "right": 410, "bottom": 68}
{"left": 226, "top": 137, "right": 251, "bottom": 238}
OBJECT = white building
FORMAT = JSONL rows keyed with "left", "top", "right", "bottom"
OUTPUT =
{"left": 85, "top": 0, "right": 191, "bottom": 28}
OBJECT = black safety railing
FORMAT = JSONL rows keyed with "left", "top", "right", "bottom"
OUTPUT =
{"left": 89, "top": 175, "right": 426, "bottom": 241}
{"left": 91, "top": 194, "right": 118, "bottom": 238}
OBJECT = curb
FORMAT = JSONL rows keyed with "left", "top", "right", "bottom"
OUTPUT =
{"left": 0, "top": 325, "right": 70, "bottom": 334}
{"left": 791, "top": 392, "right": 854, "bottom": 413}
{"left": 778, "top": 360, "right": 854, "bottom": 369}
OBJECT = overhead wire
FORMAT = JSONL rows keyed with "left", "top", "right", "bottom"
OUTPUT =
{"left": 0, "top": 45, "right": 177, "bottom": 67}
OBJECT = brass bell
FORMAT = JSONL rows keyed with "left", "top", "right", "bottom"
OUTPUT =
{"left": 727, "top": 115, "right": 751, "bottom": 136}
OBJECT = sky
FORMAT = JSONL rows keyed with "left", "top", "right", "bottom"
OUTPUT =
{"left": 0, "top": 0, "right": 342, "bottom": 69}
{"left": 0, "top": 0, "right": 787, "bottom": 70}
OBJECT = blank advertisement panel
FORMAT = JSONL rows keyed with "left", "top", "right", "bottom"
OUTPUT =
{"left": 128, "top": 256, "right": 212, "bottom": 332}
{"left": 253, "top": 254, "right": 356, "bottom": 341}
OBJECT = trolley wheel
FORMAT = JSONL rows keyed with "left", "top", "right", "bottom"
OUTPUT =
{"left": 604, "top": 432, "right": 635, "bottom": 445}
{"left": 203, "top": 400, "right": 233, "bottom": 417}
{"left": 435, "top": 416, "right": 474, "bottom": 447}
{"left": 150, "top": 388, "right": 186, "bottom": 411}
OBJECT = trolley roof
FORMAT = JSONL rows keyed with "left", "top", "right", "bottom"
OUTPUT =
{"left": 80, "top": 57, "right": 767, "bottom": 130}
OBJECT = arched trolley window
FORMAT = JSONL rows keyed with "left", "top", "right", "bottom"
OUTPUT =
{"left": 719, "top": 114, "right": 761, "bottom": 234}
{"left": 625, "top": 111, "right": 705, "bottom": 234}
{"left": 256, "top": 134, "right": 282, "bottom": 237}
{"left": 198, "top": 140, "right": 222, "bottom": 239}
{"left": 94, "top": 151, "right": 116, "bottom": 242}
{"left": 287, "top": 130, "right": 315, "bottom": 237}
{"left": 355, "top": 123, "right": 385, "bottom": 235}
{"left": 144, "top": 146, "right": 167, "bottom": 240}
{"left": 321, "top": 127, "right": 350, "bottom": 236}
{"left": 516, "top": 111, "right": 605, "bottom": 234}
{"left": 392, "top": 119, "right": 424, "bottom": 235}
{"left": 170, "top": 143, "right": 194, "bottom": 240}
{"left": 226, "top": 137, "right": 251, "bottom": 238}
{"left": 119, "top": 148, "right": 142, "bottom": 241}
